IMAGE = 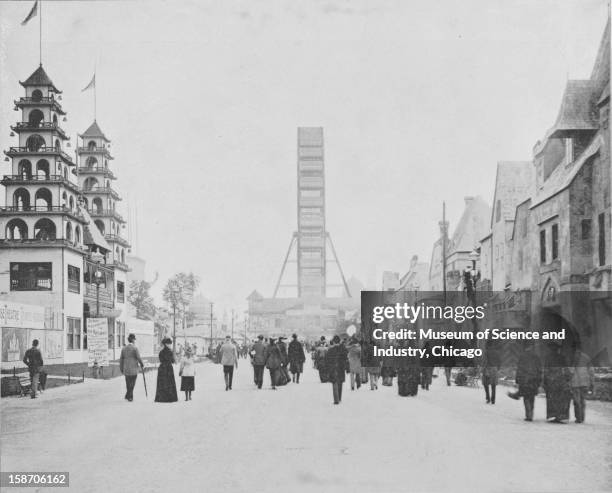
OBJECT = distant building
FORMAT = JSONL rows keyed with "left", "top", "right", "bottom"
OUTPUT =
{"left": 381, "top": 271, "right": 400, "bottom": 291}
{"left": 398, "top": 255, "right": 429, "bottom": 291}
{"left": 429, "top": 196, "right": 491, "bottom": 291}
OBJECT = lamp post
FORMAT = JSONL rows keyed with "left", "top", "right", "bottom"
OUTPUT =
{"left": 171, "top": 288, "right": 178, "bottom": 353}
{"left": 93, "top": 263, "right": 103, "bottom": 317}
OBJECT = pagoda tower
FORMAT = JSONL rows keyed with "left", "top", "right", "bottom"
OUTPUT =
{"left": 1, "top": 65, "right": 87, "bottom": 350}
{"left": 76, "top": 121, "right": 130, "bottom": 340}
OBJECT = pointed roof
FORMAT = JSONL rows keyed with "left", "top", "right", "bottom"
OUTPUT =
{"left": 79, "top": 121, "right": 110, "bottom": 142}
{"left": 20, "top": 64, "right": 61, "bottom": 93}
{"left": 490, "top": 161, "right": 533, "bottom": 227}
{"left": 247, "top": 290, "right": 264, "bottom": 301}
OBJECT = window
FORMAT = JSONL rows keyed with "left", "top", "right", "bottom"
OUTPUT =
{"left": 10, "top": 262, "right": 52, "bottom": 291}
{"left": 540, "top": 230, "right": 546, "bottom": 264}
{"left": 116, "top": 321, "right": 125, "bottom": 347}
{"left": 551, "top": 224, "right": 559, "bottom": 260}
{"left": 68, "top": 265, "right": 80, "bottom": 293}
{"left": 518, "top": 250, "right": 523, "bottom": 271}
{"left": 581, "top": 219, "right": 591, "bottom": 240}
{"left": 66, "top": 317, "right": 81, "bottom": 350}
{"left": 495, "top": 200, "right": 501, "bottom": 223}
{"left": 117, "top": 281, "right": 125, "bottom": 303}
{"left": 599, "top": 213, "right": 606, "bottom": 266}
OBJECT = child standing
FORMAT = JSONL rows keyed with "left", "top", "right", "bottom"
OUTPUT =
{"left": 179, "top": 348, "right": 196, "bottom": 401}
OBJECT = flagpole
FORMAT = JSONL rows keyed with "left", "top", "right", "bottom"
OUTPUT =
{"left": 39, "top": 0, "right": 42, "bottom": 65}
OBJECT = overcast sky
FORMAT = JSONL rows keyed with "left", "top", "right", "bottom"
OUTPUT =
{"left": 0, "top": 0, "right": 609, "bottom": 314}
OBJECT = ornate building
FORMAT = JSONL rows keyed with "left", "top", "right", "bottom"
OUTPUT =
{"left": 0, "top": 65, "right": 131, "bottom": 368}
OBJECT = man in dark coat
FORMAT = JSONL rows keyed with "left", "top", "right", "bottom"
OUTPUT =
{"left": 287, "top": 334, "right": 306, "bottom": 383}
{"left": 314, "top": 337, "right": 329, "bottom": 382}
{"left": 543, "top": 344, "right": 571, "bottom": 423}
{"left": 324, "top": 335, "right": 349, "bottom": 404}
{"left": 264, "top": 338, "right": 282, "bottom": 389}
{"left": 277, "top": 336, "right": 290, "bottom": 385}
{"left": 482, "top": 341, "right": 502, "bottom": 404}
{"left": 511, "top": 341, "right": 542, "bottom": 421}
{"left": 119, "top": 333, "right": 145, "bottom": 402}
{"left": 250, "top": 335, "right": 267, "bottom": 389}
{"left": 23, "top": 339, "right": 43, "bottom": 399}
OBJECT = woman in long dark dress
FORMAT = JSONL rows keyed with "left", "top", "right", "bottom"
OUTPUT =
{"left": 155, "top": 337, "right": 178, "bottom": 403}
{"left": 543, "top": 344, "right": 571, "bottom": 423}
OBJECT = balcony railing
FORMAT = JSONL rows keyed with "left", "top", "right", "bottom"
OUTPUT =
{"left": 10, "top": 278, "right": 52, "bottom": 291}
{"left": 113, "top": 261, "right": 130, "bottom": 271}
{"left": 82, "top": 186, "right": 121, "bottom": 199}
{"left": 89, "top": 209, "right": 125, "bottom": 222}
{"left": 5, "top": 147, "right": 75, "bottom": 165}
{"left": 299, "top": 196, "right": 324, "bottom": 207}
{"left": 105, "top": 234, "right": 130, "bottom": 247}
{"left": 77, "top": 146, "right": 113, "bottom": 159}
{"left": 0, "top": 238, "right": 87, "bottom": 250}
{"left": 77, "top": 167, "right": 115, "bottom": 179}
{"left": 14, "top": 97, "right": 66, "bottom": 114}
{"left": 1, "top": 205, "right": 85, "bottom": 221}
{"left": 11, "top": 122, "right": 68, "bottom": 139}
{"left": 2, "top": 174, "right": 80, "bottom": 190}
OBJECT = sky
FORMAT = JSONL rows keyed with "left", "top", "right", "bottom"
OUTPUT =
{"left": 0, "top": 0, "right": 609, "bottom": 314}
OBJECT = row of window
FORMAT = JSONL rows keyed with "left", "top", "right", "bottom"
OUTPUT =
{"left": 539, "top": 214, "right": 607, "bottom": 266}
{"left": 66, "top": 318, "right": 126, "bottom": 351}
{"left": 10, "top": 262, "right": 125, "bottom": 301}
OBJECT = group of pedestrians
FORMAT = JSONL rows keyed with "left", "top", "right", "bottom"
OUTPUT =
{"left": 248, "top": 334, "right": 306, "bottom": 389}
{"left": 508, "top": 340, "right": 595, "bottom": 423}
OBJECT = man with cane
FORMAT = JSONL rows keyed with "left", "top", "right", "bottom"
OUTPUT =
{"left": 119, "top": 333, "right": 145, "bottom": 402}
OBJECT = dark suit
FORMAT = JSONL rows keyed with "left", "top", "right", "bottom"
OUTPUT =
{"left": 119, "top": 343, "right": 144, "bottom": 401}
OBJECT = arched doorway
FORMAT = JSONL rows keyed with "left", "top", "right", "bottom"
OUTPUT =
{"left": 6, "top": 219, "right": 28, "bottom": 240}
{"left": 26, "top": 134, "right": 45, "bottom": 152}
{"left": 13, "top": 188, "right": 30, "bottom": 210}
{"left": 35, "top": 188, "right": 52, "bottom": 210}
{"left": 34, "top": 218, "right": 56, "bottom": 240}
{"left": 28, "top": 109, "right": 44, "bottom": 127}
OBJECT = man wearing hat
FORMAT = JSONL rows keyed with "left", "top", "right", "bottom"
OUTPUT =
{"left": 250, "top": 335, "right": 267, "bottom": 389}
{"left": 220, "top": 335, "right": 239, "bottom": 390}
{"left": 119, "top": 333, "right": 144, "bottom": 401}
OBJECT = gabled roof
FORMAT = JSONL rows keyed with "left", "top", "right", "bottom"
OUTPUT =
{"left": 490, "top": 161, "right": 533, "bottom": 227}
{"left": 450, "top": 196, "right": 491, "bottom": 254}
{"left": 247, "top": 290, "right": 264, "bottom": 301}
{"left": 79, "top": 121, "right": 110, "bottom": 143}
{"left": 530, "top": 134, "right": 602, "bottom": 209}
{"left": 20, "top": 64, "right": 61, "bottom": 93}
{"left": 548, "top": 80, "right": 600, "bottom": 139}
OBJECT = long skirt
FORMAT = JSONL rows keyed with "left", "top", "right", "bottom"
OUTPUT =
{"left": 155, "top": 363, "right": 178, "bottom": 402}
{"left": 318, "top": 365, "right": 329, "bottom": 383}
{"left": 180, "top": 376, "right": 195, "bottom": 392}
{"left": 289, "top": 361, "right": 303, "bottom": 374}
{"left": 546, "top": 388, "right": 571, "bottom": 420}
{"left": 397, "top": 368, "right": 420, "bottom": 396}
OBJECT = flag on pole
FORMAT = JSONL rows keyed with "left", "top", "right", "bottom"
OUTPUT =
{"left": 82, "top": 73, "right": 96, "bottom": 92}
{"left": 21, "top": 1, "right": 38, "bottom": 26}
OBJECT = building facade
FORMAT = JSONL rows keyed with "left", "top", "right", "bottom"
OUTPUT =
{"left": 0, "top": 65, "right": 131, "bottom": 369}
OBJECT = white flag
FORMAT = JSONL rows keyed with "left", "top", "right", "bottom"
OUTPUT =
{"left": 82, "top": 73, "right": 96, "bottom": 92}
{"left": 21, "top": 1, "right": 38, "bottom": 26}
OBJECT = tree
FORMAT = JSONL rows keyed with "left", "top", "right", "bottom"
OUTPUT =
{"left": 162, "top": 272, "right": 200, "bottom": 323}
{"left": 128, "top": 280, "right": 156, "bottom": 320}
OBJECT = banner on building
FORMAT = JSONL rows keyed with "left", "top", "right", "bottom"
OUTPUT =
{"left": 87, "top": 318, "right": 109, "bottom": 367}
{"left": 0, "top": 301, "right": 45, "bottom": 330}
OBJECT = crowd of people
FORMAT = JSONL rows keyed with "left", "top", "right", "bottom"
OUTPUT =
{"left": 19, "top": 327, "right": 596, "bottom": 425}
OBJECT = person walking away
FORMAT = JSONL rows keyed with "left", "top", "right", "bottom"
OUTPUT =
{"left": 277, "top": 336, "right": 290, "bottom": 385}
{"left": 155, "top": 337, "right": 178, "bottom": 403}
{"left": 179, "top": 347, "right": 196, "bottom": 401}
{"left": 509, "top": 341, "right": 542, "bottom": 421}
{"left": 119, "top": 333, "right": 144, "bottom": 402}
{"left": 347, "top": 336, "right": 362, "bottom": 390}
{"left": 482, "top": 340, "right": 501, "bottom": 404}
{"left": 288, "top": 334, "right": 306, "bottom": 383}
{"left": 362, "top": 340, "right": 381, "bottom": 390}
{"left": 250, "top": 335, "right": 267, "bottom": 389}
{"left": 569, "top": 342, "right": 594, "bottom": 423}
{"left": 264, "top": 338, "right": 282, "bottom": 389}
{"left": 220, "top": 335, "right": 239, "bottom": 391}
{"left": 543, "top": 343, "right": 571, "bottom": 423}
{"left": 315, "top": 337, "right": 329, "bottom": 383}
{"left": 23, "top": 339, "right": 43, "bottom": 399}
{"left": 420, "top": 341, "right": 434, "bottom": 391}
{"left": 325, "top": 335, "right": 349, "bottom": 405}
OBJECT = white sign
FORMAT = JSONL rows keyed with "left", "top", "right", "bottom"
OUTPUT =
{"left": 87, "top": 318, "right": 109, "bottom": 367}
{"left": 0, "top": 301, "right": 45, "bottom": 330}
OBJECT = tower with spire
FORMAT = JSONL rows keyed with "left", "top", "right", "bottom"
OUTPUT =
{"left": 1, "top": 64, "right": 88, "bottom": 344}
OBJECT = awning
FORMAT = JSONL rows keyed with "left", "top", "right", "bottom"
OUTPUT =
{"left": 79, "top": 205, "right": 111, "bottom": 252}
